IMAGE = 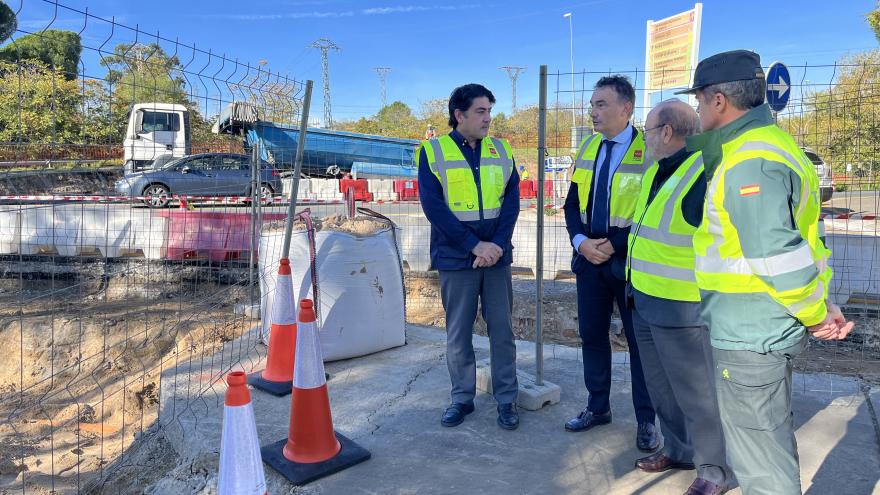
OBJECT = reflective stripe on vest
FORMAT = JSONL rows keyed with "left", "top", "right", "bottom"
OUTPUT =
{"left": 694, "top": 129, "right": 830, "bottom": 320}
{"left": 628, "top": 153, "right": 704, "bottom": 302}
{"left": 423, "top": 135, "right": 513, "bottom": 221}
{"left": 570, "top": 130, "right": 646, "bottom": 229}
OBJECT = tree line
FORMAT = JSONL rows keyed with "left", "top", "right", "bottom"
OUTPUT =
{"left": 3, "top": 0, "right": 880, "bottom": 174}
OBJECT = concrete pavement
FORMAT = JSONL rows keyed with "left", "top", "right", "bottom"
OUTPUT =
{"left": 156, "top": 325, "right": 880, "bottom": 494}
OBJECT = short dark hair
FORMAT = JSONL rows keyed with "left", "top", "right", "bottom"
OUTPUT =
{"left": 594, "top": 75, "right": 635, "bottom": 112}
{"left": 448, "top": 84, "right": 496, "bottom": 129}
{"left": 700, "top": 79, "right": 766, "bottom": 110}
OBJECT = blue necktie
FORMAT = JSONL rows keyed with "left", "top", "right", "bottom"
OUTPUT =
{"left": 590, "top": 140, "right": 615, "bottom": 236}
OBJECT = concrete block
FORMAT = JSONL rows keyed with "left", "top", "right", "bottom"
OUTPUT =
{"left": 475, "top": 358, "right": 561, "bottom": 411}
{"left": 282, "top": 177, "right": 315, "bottom": 200}
{"left": 367, "top": 179, "right": 397, "bottom": 201}
{"left": 0, "top": 209, "right": 20, "bottom": 254}
{"left": 609, "top": 317, "right": 622, "bottom": 335}
{"left": 311, "top": 178, "right": 343, "bottom": 201}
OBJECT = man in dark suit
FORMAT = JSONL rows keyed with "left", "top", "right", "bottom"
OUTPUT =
{"left": 563, "top": 75, "right": 657, "bottom": 452}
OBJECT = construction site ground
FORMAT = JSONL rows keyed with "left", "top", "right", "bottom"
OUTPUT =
{"left": 91, "top": 324, "right": 880, "bottom": 495}
{"left": 1, "top": 260, "right": 879, "bottom": 493}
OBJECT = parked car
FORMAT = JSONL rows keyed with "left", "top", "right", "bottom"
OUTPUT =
{"left": 115, "top": 152, "right": 281, "bottom": 208}
{"left": 801, "top": 147, "right": 834, "bottom": 203}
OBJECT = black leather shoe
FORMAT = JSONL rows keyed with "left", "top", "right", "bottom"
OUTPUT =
{"left": 497, "top": 403, "right": 519, "bottom": 430}
{"left": 564, "top": 407, "right": 612, "bottom": 432}
{"left": 441, "top": 402, "right": 474, "bottom": 427}
{"left": 637, "top": 422, "right": 660, "bottom": 452}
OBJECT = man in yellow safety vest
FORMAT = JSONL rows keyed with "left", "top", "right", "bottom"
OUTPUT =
{"left": 678, "top": 49, "right": 854, "bottom": 494}
{"left": 418, "top": 84, "right": 521, "bottom": 431}
{"left": 562, "top": 75, "right": 657, "bottom": 452}
{"left": 627, "top": 99, "right": 730, "bottom": 495}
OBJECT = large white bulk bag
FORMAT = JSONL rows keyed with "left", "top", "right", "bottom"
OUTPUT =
{"left": 259, "top": 221, "right": 406, "bottom": 361}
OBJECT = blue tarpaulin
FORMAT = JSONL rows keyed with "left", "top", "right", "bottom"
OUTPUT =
{"left": 214, "top": 102, "right": 419, "bottom": 176}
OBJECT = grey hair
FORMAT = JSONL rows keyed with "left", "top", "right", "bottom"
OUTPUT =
{"left": 655, "top": 100, "right": 701, "bottom": 138}
{"left": 701, "top": 78, "right": 766, "bottom": 110}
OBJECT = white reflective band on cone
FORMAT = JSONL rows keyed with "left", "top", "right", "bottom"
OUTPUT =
{"left": 293, "top": 319, "right": 327, "bottom": 390}
{"left": 271, "top": 274, "right": 297, "bottom": 325}
{"left": 218, "top": 403, "right": 267, "bottom": 495}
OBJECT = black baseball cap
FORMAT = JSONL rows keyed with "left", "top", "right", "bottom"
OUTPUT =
{"left": 675, "top": 50, "right": 765, "bottom": 95}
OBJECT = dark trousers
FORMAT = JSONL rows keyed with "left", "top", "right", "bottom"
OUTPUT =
{"left": 575, "top": 263, "right": 654, "bottom": 424}
{"left": 632, "top": 308, "right": 728, "bottom": 484}
{"left": 439, "top": 264, "right": 518, "bottom": 405}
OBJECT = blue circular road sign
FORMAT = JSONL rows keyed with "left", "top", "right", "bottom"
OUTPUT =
{"left": 766, "top": 62, "right": 791, "bottom": 112}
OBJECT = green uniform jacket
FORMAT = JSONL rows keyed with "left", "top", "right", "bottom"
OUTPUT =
{"left": 686, "top": 104, "right": 830, "bottom": 352}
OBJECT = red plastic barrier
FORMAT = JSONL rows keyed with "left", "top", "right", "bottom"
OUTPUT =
{"left": 394, "top": 179, "right": 419, "bottom": 200}
{"left": 161, "top": 211, "right": 286, "bottom": 262}
{"left": 544, "top": 180, "right": 554, "bottom": 198}
{"left": 339, "top": 178, "right": 373, "bottom": 202}
{"left": 519, "top": 179, "right": 537, "bottom": 199}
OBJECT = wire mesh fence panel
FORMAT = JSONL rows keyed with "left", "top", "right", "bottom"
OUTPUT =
{"left": 1, "top": 0, "right": 879, "bottom": 491}
{"left": 541, "top": 65, "right": 880, "bottom": 395}
{"left": 0, "top": 1, "right": 306, "bottom": 492}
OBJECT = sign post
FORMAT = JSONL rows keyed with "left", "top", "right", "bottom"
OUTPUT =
{"left": 643, "top": 4, "right": 702, "bottom": 121}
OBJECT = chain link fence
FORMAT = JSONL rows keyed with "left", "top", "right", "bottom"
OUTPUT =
{"left": 0, "top": 1, "right": 306, "bottom": 492}
{"left": 0, "top": 1, "right": 879, "bottom": 492}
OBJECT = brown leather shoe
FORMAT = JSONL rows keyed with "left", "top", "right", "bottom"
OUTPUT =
{"left": 634, "top": 452, "right": 696, "bottom": 473}
{"left": 683, "top": 477, "right": 726, "bottom": 495}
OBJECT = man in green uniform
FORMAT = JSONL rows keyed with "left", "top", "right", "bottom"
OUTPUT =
{"left": 678, "top": 50, "right": 854, "bottom": 494}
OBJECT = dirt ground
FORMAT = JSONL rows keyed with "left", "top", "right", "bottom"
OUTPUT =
{"left": 0, "top": 169, "right": 122, "bottom": 197}
{"left": 1, "top": 259, "right": 878, "bottom": 494}
{"left": 405, "top": 272, "right": 880, "bottom": 385}
{"left": 406, "top": 272, "right": 630, "bottom": 350}
{"left": 0, "top": 258, "right": 256, "bottom": 494}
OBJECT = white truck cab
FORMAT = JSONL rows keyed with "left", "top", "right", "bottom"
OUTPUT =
{"left": 123, "top": 103, "right": 191, "bottom": 173}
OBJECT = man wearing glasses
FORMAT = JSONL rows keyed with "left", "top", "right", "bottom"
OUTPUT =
{"left": 627, "top": 99, "right": 729, "bottom": 495}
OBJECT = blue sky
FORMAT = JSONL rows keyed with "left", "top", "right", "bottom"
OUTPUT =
{"left": 9, "top": 0, "right": 879, "bottom": 122}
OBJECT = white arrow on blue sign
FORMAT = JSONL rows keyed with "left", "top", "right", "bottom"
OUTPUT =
{"left": 766, "top": 62, "right": 791, "bottom": 112}
{"left": 545, "top": 156, "right": 573, "bottom": 171}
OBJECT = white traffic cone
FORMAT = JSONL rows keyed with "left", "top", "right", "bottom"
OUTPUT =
{"left": 218, "top": 371, "right": 268, "bottom": 495}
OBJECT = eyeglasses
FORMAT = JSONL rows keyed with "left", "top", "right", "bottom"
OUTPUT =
{"left": 643, "top": 123, "right": 669, "bottom": 134}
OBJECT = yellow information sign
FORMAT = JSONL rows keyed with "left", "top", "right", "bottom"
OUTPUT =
{"left": 642, "top": 4, "right": 702, "bottom": 121}
{"left": 645, "top": 5, "right": 701, "bottom": 89}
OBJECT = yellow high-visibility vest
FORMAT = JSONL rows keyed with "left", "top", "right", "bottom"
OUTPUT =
{"left": 693, "top": 126, "right": 830, "bottom": 324}
{"left": 570, "top": 130, "right": 646, "bottom": 229}
{"left": 628, "top": 152, "right": 704, "bottom": 302}
{"left": 421, "top": 135, "right": 514, "bottom": 221}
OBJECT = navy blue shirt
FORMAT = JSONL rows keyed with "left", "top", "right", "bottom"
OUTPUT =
{"left": 418, "top": 130, "right": 520, "bottom": 271}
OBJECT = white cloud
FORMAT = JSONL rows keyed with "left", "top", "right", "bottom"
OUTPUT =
{"left": 215, "top": 4, "right": 478, "bottom": 21}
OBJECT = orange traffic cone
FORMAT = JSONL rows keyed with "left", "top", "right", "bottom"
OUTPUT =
{"left": 218, "top": 371, "right": 268, "bottom": 495}
{"left": 248, "top": 258, "right": 297, "bottom": 396}
{"left": 261, "top": 299, "right": 371, "bottom": 485}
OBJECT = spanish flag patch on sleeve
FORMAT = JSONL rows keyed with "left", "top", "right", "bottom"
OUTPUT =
{"left": 739, "top": 184, "right": 761, "bottom": 196}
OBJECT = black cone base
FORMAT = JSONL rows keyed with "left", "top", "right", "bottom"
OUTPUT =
{"left": 247, "top": 372, "right": 292, "bottom": 397}
{"left": 261, "top": 432, "right": 371, "bottom": 486}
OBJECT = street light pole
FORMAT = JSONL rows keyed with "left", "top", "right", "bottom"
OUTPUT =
{"left": 564, "top": 12, "right": 576, "bottom": 148}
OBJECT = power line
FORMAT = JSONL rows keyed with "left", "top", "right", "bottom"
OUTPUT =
{"left": 373, "top": 67, "right": 392, "bottom": 109}
{"left": 499, "top": 66, "right": 526, "bottom": 113}
{"left": 310, "top": 38, "right": 340, "bottom": 128}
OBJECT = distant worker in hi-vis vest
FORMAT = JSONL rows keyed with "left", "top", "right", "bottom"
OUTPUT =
{"left": 627, "top": 99, "right": 730, "bottom": 495}
{"left": 417, "top": 84, "right": 521, "bottom": 431}
{"left": 678, "top": 49, "right": 854, "bottom": 495}
{"left": 562, "top": 75, "right": 657, "bottom": 452}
